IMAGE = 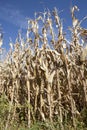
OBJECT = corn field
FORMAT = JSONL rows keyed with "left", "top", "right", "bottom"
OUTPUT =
{"left": 0, "top": 6, "right": 87, "bottom": 130}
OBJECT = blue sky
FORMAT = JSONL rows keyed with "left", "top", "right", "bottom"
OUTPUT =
{"left": 0, "top": 0, "right": 87, "bottom": 50}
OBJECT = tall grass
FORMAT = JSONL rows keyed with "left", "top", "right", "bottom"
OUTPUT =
{"left": 0, "top": 6, "right": 87, "bottom": 130}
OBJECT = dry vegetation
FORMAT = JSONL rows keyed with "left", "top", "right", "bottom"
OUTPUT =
{"left": 0, "top": 6, "right": 87, "bottom": 130}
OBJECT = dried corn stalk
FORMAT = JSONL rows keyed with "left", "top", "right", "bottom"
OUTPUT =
{"left": 0, "top": 6, "right": 87, "bottom": 130}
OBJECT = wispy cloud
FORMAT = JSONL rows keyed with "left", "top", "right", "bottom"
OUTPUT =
{"left": 0, "top": 4, "right": 27, "bottom": 29}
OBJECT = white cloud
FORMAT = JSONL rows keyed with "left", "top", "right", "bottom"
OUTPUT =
{"left": 0, "top": 5, "right": 27, "bottom": 29}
